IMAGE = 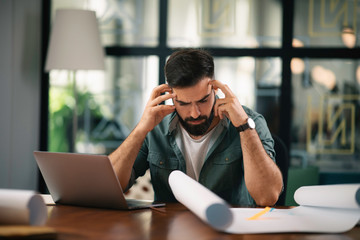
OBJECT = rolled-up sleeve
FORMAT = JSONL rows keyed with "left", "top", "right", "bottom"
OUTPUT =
{"left": 124, "top": 140, "right": 150, "bottom": 192}
{"left": 244, "top": 106, "right": 275, "bottom": 162}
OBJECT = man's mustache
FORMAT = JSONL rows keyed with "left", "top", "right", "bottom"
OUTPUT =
{"left": 185, "top": 116, "right": 207, "bottom": 122}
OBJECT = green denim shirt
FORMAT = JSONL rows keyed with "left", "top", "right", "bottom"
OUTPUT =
{"left": 127, "top": 106, "right": 275, "bottom": 206}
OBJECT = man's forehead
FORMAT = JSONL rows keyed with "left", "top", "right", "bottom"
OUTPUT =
{"left": 172, "top": 84, "right": 212, "bottom": 102}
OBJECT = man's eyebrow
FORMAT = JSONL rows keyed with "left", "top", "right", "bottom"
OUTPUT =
{"left": 175, "top": 97, "right": 190, "bottom": 104}
{"left": 197, "top": 92, "right": 211, "bottom": 102}
{"left": 175, "top": 92, "right": 211, "bottom": 104}
{"left": 174, "top": 98, "right": 190, "bottom": 105}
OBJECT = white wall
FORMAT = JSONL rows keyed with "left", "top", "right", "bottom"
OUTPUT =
{"left": 0, "top": 0, "right": 41, "bottom": 190}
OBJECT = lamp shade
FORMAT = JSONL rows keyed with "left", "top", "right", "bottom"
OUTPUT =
{"left": 45, "top": 9, "right": 105, "bottom": 71}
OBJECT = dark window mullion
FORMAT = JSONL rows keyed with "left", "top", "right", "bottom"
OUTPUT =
{"left": 39, "top": 0, "right": 51, "bottom": 193}
{"left": 280, "top": 0, "right": 294, "bottom": 151}
{"left": 290, "top": 48, "right": 360, "bottom": 58}
{"left": 158, "top": 0, "right": 169, "bottom": 84}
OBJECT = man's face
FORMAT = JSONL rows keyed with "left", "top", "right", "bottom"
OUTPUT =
{"left": 172, "top": 78, "right": 216, "bottom": 136}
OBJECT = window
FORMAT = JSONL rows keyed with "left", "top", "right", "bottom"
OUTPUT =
{"left": 291, "top": 59, "right": 360, "bottom": 172}
{"left": 42, "top": 0, "right": 360, "bottom": 195}
{"left": 167, "top": 0, "right": 282, "bottom": 48}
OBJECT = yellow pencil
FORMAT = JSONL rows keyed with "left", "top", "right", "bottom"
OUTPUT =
{"left": 247, "top": 207, "right": 273, "bottom": 220}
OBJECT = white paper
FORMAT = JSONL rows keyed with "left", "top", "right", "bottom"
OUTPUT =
{"left": 0, "top": 189, "right": 48, "bottom": 226}
{"left": 225, "top": 206, "right": 360, "bottom": 234}
{"left": 168, "top": 170, "right": 360, "bottom": 234}
{"left": 294, "top": 184, "right": 360, "bottom": 208}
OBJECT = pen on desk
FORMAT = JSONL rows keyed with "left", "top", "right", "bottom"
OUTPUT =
{"left": 247, "top": 207, "right": 273, "bottom": 220}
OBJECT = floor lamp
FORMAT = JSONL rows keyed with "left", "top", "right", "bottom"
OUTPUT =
{"left": 45, "top": 9, "right": 105, "bottom": 152}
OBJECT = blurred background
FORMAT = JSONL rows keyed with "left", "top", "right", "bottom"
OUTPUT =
{"left": 1, "top": 0, "right": 359, "bottom": 205}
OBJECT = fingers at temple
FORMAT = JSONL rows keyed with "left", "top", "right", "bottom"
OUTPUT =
{"left": 210, "top": 80, "right": 234, "bottom": 97}
{"left": 150, "top": 84, "right": 172, "bottom": 99}
{"left": 150, "top": 92, "right": 176, "bottom": 106}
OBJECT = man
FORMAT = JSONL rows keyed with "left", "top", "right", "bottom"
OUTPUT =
{"left": 110, "top": 49, "right": 283, "bottom": 206}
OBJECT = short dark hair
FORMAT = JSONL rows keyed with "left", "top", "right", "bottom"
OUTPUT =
{"left": 164, "top": 49, "right": 214, "bottom": 88}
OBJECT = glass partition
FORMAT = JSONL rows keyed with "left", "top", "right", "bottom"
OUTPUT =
{"left": 214, "top": 57, "right": 282, "bottom": 133}
{"left": 167, "top": 0, "right": 282, "bottom": 48}
{"left": 48, "top": 56, "right": 159, "bottom": 154}
{"left": 291, "top": 58, "right": 360, "bottom": 172}
{"left": 293, "top": 0, "right": 359, "bottom": 48}
{"left": 51, "top": 0, "right": 159, "bottom": 47}
{"left": 45, "top": 0, "right": 360, "bottom": 198}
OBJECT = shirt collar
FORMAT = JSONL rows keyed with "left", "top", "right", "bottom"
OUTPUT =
{"left": 168, "top": 112, "right": 179, "bottom": 134}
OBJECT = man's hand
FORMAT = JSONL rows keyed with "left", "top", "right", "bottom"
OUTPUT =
{"left": 210, "top": 80, "right": 248, "bottom": 127}
{"left": 211, "top": 80, "right": 283, "bottom": 206}
{"left": 137, "top": 84, "right": 176, "bottom": 133}
{"left": 109, "top": 84, "right": 175, "bottom": 190}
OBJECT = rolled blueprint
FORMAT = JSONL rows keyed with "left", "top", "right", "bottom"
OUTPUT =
{"left": 168, "top": 170, "right": 233, "bottom": 230}
{"left": 0, "top": 189, "right": 48, "bottom": 225}
{"left": 294, "top": 184, "right": 360, "bottom": 209}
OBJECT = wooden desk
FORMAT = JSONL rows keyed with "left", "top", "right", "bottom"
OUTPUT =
{"left": 46, "top": 203, "right": 360, "bottom": 240}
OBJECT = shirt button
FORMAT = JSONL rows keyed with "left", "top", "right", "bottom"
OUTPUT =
{"left": 159, "top": 161, "right": 163, "bottom": 165}
{"left": 225, "top": 158, "right": 229, "bottom": 161}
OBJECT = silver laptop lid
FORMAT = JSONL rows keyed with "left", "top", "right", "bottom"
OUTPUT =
{"left": 34, "top": 151, "right": 128, "bottom": 210}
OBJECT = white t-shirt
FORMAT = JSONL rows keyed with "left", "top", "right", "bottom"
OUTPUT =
{"left": 178, "top": 123, "right": 221, "bottom": 181}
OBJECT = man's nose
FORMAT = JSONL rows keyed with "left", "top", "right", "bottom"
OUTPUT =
{"left": 190, "top": 103, "right": 201, "bottom": 119}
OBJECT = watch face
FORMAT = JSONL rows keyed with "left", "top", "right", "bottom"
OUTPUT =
{"left": 248, "top": 118, "right": 256, "bottom": 129}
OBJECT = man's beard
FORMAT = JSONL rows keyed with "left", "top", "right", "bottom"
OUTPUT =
{"left": 177, "top": 105, "right": 215, "bottom": 137}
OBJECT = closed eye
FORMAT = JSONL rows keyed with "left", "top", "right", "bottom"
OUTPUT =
{"left": 175, "top": 91, "right": 212, "bottom": 106}
{"left": 198, "top": 98, "right": 208, "bottom": 103}
{"left": 197, "top": 93, "right": 211, "bottom": 104}
{"left": 179, "top": 102, "right": 190, "bottom": 106}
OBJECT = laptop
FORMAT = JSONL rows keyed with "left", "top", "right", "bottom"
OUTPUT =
{"left": 33, "top": 151, "right": 165, "bottom": 210}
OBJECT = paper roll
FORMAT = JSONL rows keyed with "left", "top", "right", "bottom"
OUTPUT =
{"left": 0, "top": 189, "right": 48, "bottom": 226}
{"left": 168, "top": 170, "right": 232, "bottom": 230}
{"left": 294, "top": 184, "right": 360, "bottom": 209}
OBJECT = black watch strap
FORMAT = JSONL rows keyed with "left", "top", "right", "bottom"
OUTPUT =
{"left": 236, "top": 118, "right": 255, "bottom": 132}
{"left": 236, "top": 123, "right": 250, "bottom": 132}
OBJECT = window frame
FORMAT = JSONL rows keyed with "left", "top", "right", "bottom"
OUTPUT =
{"left": 39, "top": 0, "right": 360, "bottom": 192}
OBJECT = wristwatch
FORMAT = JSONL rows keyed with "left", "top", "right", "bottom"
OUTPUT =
{"left": 236, "top": 118, "right": 256, "bottom": 132}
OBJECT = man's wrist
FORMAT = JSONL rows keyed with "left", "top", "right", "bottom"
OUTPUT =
{"left": 235, "top": 118, "right": 256, "bottom": 132}
{"left": 133, "top": 123, "right": 151, "bottom": 138}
